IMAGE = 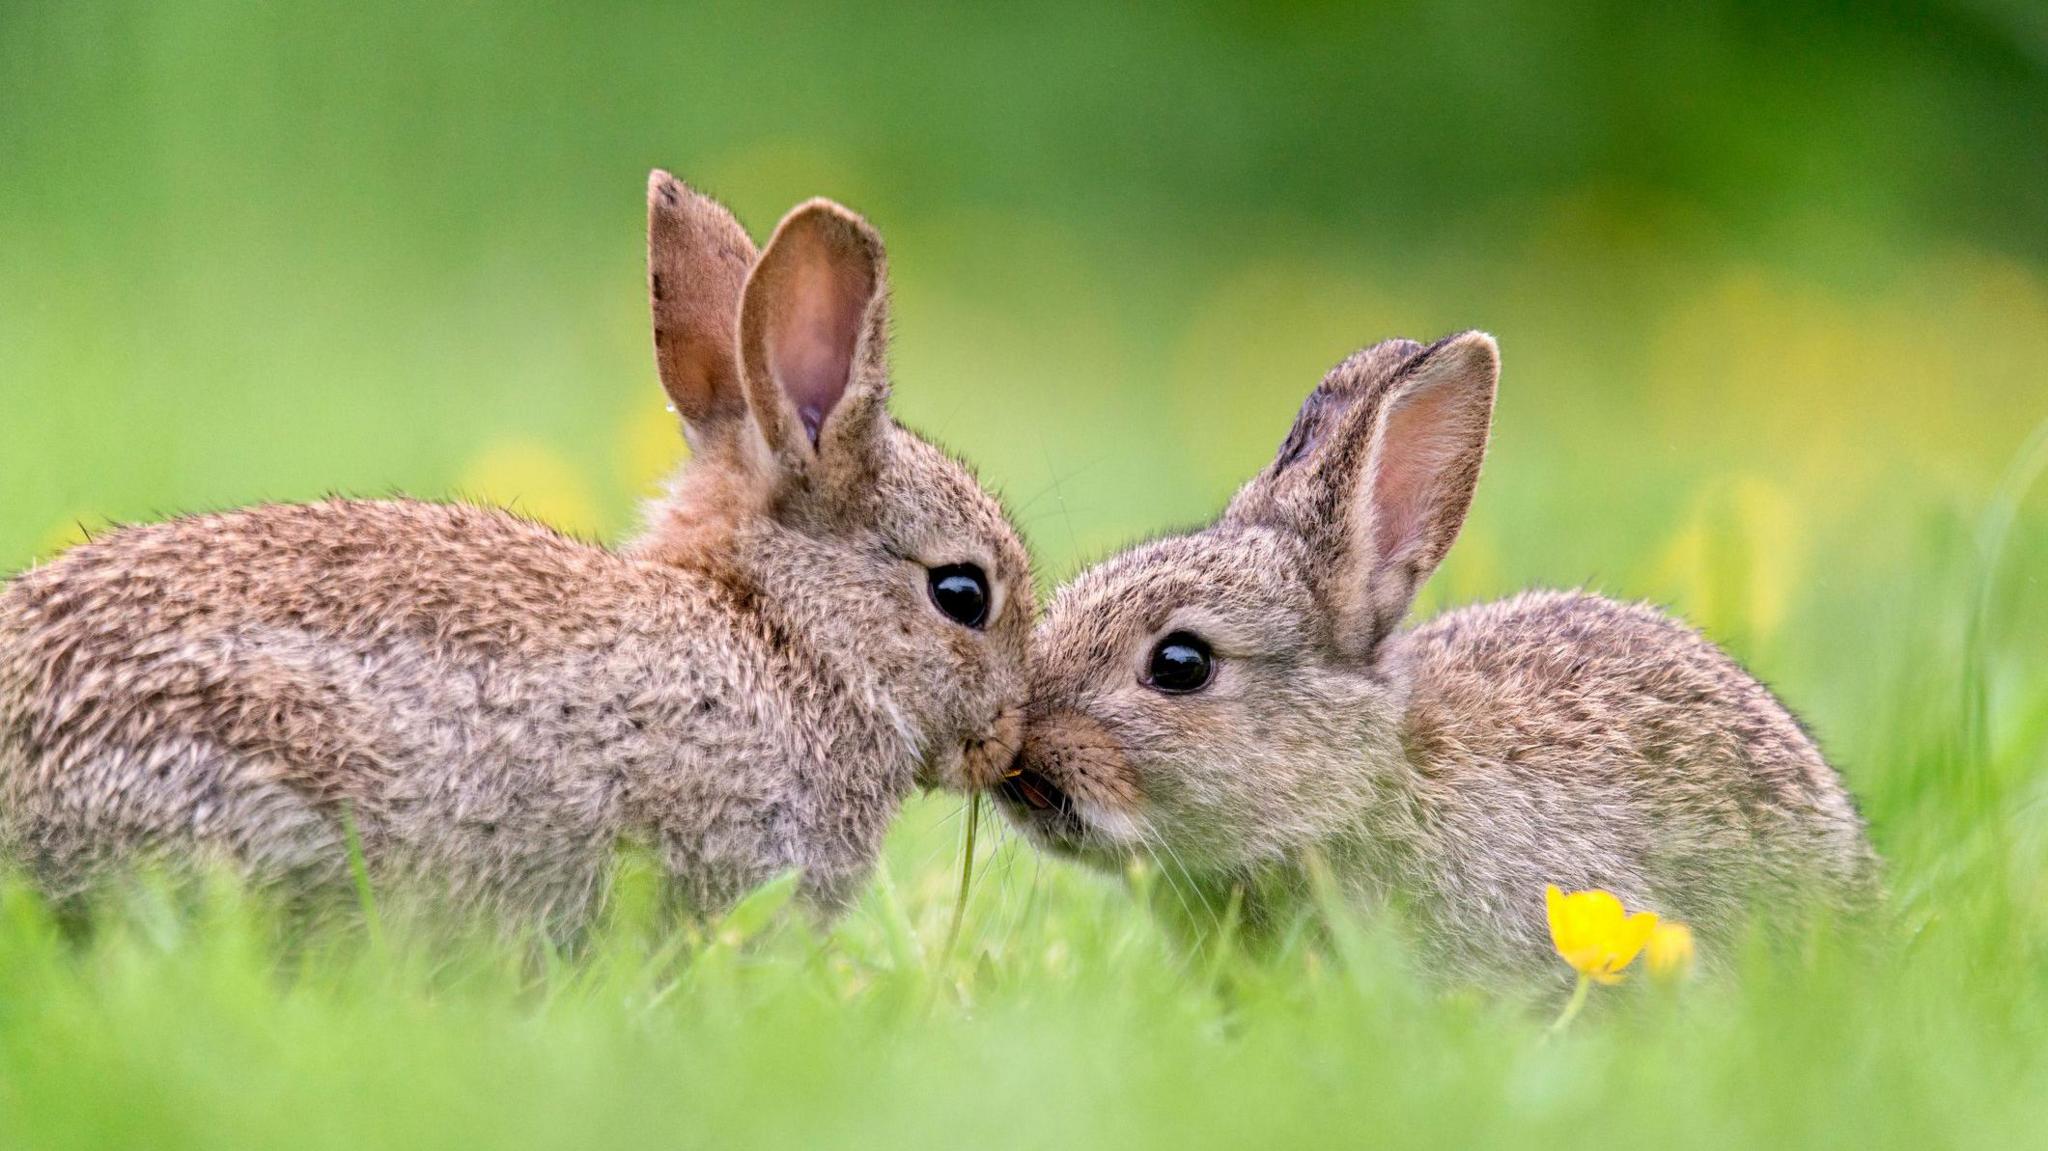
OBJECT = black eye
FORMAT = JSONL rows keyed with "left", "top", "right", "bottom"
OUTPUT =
{"left": 927, "top": 564, "right": 990, "bottom": 629}
{"left": 1146, "top": 632, "right": 1212, "bottom": 693}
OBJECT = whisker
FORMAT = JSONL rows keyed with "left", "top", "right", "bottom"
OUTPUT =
{"left": 1144, "top": 843, "right": 1205, "bottom": 938}
{"left": 997, "top": 824, "right": 1050, "bottom": 958}
{"left": 1156, "top": 838, "right": 1223, "bottom": 935}
{"left": 1006, "top": 454, "right": 1107, "bottom": 520}
{"left": 913, "top": 797, "right": 976, "bottom": 883}
{"left": 973, "top": 821, "right": 1024, "bottom": 957}
{"left": 1039, "top": 439, "right": 1085, "bottom": 562}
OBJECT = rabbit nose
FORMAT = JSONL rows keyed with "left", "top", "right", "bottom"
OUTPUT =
{"left": 958, "top": 707, "right": 1023, "bottom": 789}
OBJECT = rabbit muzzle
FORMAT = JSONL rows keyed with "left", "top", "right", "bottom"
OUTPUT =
{"left": 955, "top": 706, "right": 1025, "bottom": 790}
{"left": 919, "top": 706, "right": 1025, "bottom": 792}
{"left": 991, "top": 709, "right": 1141, "bottom": 863}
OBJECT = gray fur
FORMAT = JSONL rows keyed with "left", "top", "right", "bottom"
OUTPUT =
{"left": 0, "top": 173, "right": 1034, "bottom": 931}
{"left": 1001, "top": 332, "right": 1878, "bottom": 985}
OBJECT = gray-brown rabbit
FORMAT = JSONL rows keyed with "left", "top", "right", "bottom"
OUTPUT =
{"left": 997, "top": 331, "right": 1878, "bottom": 985}
{"left": 0, "top": 172, "right": 1034, "bottom": 931}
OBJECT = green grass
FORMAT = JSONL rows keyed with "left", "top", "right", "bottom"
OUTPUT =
{"left": 0, "top": 477, "right": 2042, "bottom": 1150}
{"left": 5, "top": 2, "right": 2048, "bottom": 1147}
{"left": 0, "top": 696, "right": 2043, "bottom": 1151}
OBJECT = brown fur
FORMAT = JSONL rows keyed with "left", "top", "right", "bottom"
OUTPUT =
{"left": 0, "top": 173, "right": 1035, "bottom": 931}
{"left": 1000, "top": 332, "right": 1878, "bottom": 985}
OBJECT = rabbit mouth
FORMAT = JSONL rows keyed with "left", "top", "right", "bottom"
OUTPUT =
{"left": 993, "top": 767, "right": 1104, "bottom": 857}
{"left": 997, "top": 766, "right": 1071, "bottom": 815}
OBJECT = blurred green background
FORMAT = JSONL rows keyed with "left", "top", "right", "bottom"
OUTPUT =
{"left": 4, "top": 3, "right": 2048, "bottom": 1147}
{"left": 8, "top": 0, "right": 2048, "bottom": 865}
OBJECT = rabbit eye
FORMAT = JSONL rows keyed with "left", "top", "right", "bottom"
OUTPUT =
{"left": 927, "top": 564, "right": 990, "bottom": 629}
{"left": 1145, "top": 632, "right": 1212, "bottom": 693}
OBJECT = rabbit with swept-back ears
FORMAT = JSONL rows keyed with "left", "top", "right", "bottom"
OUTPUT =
{"left": 995, "top": 331, "right": 1878, "bottom": 985}
{"left": 0, "top": 172, "right": 1034, "bottom": 929}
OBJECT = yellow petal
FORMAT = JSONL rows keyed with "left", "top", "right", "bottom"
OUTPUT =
{"left": 1605, "top": 910, "right": 1659, "bottom": 976}
{"left": 1647, "top": 921, "right": 1697, "bottom": 980}
{"left": 1576, "top": 889, "right": 1629, "bottom": 937}
{"left": 1555, "top": 937, "right": 1595, "bottom": 966}
{"left": 1545, "top": 886, "right": 1673, "bottom": 980}
{"left": 1548, "top": 890, "right": 1601, "bottom": 973}
{"left": 1547, "top": 886, "right": 1639, "bottom": 976}
{"left": 1545, "top": 885, "right": 1571, "bottom": 950}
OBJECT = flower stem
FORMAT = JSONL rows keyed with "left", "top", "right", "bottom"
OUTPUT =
{"left": 943, "top": 790, "right": 981, "bottom": 959}
{"left": 1548, "top": 974, "right": 1592, "bottom": 1036}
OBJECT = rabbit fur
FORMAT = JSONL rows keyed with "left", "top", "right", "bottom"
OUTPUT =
{"left": 0, "top": 172, "right": 1034, "bottom": 930}
{"left": 999, "top": 332, "right": 1878, "bottom": 984}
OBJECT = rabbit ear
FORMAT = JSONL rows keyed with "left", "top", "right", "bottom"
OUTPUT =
{"left": 1338, "top": 332, "right": 1498, "bottom": 649}
{"left": 646, "top": 171, "right": 759, "bottom": 451}
{"left": 1230, "top": 332, "right": 1497, "bottom": 658}
{"left": 737, "top": 198, "right": 890, "bottom": 472}
{"left": 1267, "top": 338, "right": 1426, "bottom": 474}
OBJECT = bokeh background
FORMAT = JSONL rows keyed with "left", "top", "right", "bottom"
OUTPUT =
{"left": 5, "top": 0, "right": 2047, "bottom": 871}
{"left": 6, "top": 3, "right": 2048, "bottom": 1148}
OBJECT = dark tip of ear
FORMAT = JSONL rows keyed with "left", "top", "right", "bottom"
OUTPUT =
{"left": 1272, "top": 337, "right": 1431, "bottom": 473}
{"left": 1324, "top": 338, "right": 1430, "bottom": 401}
{"left": 1273, "top": 385, "right": 1350, "bottom": 472}
{"left": 648, "top": 169, "right": 683, "bottom": 209}
{"left": 647, "top": 172, "right": 753, "bottom": 247}
{"left": 1402, "top": 330, "right": 1499, "bottom": 380}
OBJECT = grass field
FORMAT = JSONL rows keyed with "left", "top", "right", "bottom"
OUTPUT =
{"left": 4, "top": 3, "right": 2048, "bottom": 1147}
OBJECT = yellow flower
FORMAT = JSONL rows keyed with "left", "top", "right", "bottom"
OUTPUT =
{"left": 1646, "top": 921, "right": 1697, "bottom": 981}
{"left": 1545, "top": 885, "right": 1660, "bottom": 985}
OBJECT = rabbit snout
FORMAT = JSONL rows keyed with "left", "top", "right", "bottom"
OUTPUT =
{"left": 955, "top": 706, "right": 1025, "bottom": 790}
{"left": 992, "top": 709, "right": 1143, "bottom": 858}
{"left": 918, "top": 705, "right": 1025, "bottom": 792}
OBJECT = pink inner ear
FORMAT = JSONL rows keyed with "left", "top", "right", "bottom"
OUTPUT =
{"left": 767, "top": 236, "right": 871, "bottom": 445}
{"left": 1370, "top": 379, "right": 1485, "bottom": 564}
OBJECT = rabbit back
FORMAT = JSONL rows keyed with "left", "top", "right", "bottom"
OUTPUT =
{"left": 1392, "top": 589, "right": 1880, "bottom": 976}
{"left": 0, "top": 498, "right": 908, "bottom": 923}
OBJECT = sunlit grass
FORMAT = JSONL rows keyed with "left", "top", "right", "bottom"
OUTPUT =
{"left": 0, "top": 713, "right": 2041, "bottom": 1151}
{"left": 8, "top": 370, "right": 2042, "bottom": 1145}
{"left": 2, "top": 392, "right": 2044, "bottom": 1149}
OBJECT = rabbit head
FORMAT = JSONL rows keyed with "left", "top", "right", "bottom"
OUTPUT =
{"left": 629, "top": 172, "right": 1033, "bottom": 790}
{"left": 999, "top": 332, "right": 1498, "bottom": 876}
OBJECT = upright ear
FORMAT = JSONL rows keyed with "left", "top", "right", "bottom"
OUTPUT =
{"left": 737, "top": 198, "right": 890, "bottom": 470}
{"left": 1232, "top": 332, "right": 1498, "bottom": 658}
{"left": 647, "top": 171, "right": 759, "bottom": 452}
{"left": 1340, "top": 331, "right": 1498, "bottom": 650}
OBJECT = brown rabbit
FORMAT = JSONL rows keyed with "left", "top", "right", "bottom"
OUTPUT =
{"left": 0, "top": 172, "right": 1033, "bottom": 930}
{"left": 997, "top": 331, "right": 1878, "bottom": 985}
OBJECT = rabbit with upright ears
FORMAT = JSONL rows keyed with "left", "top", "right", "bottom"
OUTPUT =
{"left": 998, "top": 331, "right": 1878, "bottom": 985}
{"left": 0, "top": 172, "right": 1034, "bottom": 929}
